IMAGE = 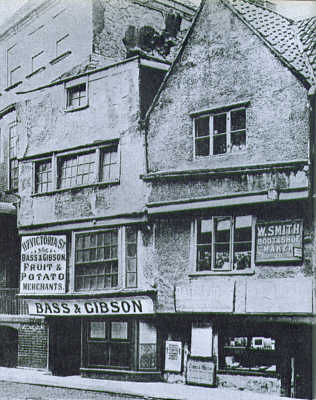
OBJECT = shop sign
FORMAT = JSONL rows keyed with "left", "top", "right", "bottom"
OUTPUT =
{"left": 186, "top": 356, "right": 216, "bottom": 387}
{"left": 176, "top": 280, "right": 234, "bottom": 313}
{"left": 256, "top": 220, "right": 303, "bottom": 263}
{"left": 27, "top": 296, "right": 154, "bottom": 316}
{"left": 165, "top": 341, "right": 182, "bottom": 372}
{"left": 20, "top": 235, "right": 67, "bottom": 294}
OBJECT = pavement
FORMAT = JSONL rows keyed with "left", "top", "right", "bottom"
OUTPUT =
{"left": 0, "top": 367, "right": 297, "bottom": 400}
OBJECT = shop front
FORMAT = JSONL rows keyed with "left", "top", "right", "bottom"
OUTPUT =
{"left": 26, "top": 296, "right": 162, "bottom": 381}
{"left": 173, "top": 277, "right": 313, "bottom": 398}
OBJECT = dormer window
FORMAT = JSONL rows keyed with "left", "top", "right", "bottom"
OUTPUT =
{"left": 193, "top": 105, "right": 247, "bottom": 157}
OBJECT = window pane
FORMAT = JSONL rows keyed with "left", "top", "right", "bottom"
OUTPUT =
{"left": 111, "top": 322, "right": 128, "bottom": 340}
{"left": 90, "top": 322, "right": 106, "bottom": 339}
{"left": 109, "top": 342, "right": 130, "bottom": 367}
{"left": 195, "top": 117, "right": 209, "bottom": 137}
{"left": 231, "top": 109, "right": 246, "bottom": 131}
{"left": 195, "top": 138, "right": 210, "bottom": 156}
{"left": 197, "top": 219, "right": 212, "bottom": 271}
{"left": 214, "top": 217, "right": 231, "bottom": 270}
{"left": 234, "top": 216, "right": 252, "bottom": 270}
{"left": 213, "top": 134, "right": 227, "bottom": 155}
{"left": 214, "top": 113, "right": 226, "bottom": 134}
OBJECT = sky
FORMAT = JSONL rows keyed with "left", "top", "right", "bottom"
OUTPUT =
{"left": 0, "top": 0, "right": 315, "bottom": 27}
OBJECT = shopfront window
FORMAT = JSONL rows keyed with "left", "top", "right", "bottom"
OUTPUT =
{"left": 88, "top": 320, "right": 130, "bottom": 368}
{"left": 220, "top": 333, "right": 277, "bottom": 375}
{"left": 86, "top": 320, "right": 158, "bottom": 371}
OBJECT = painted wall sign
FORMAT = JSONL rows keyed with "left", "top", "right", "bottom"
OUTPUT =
{"left": 256, "top": 220, "right": 303, "bottom": 263}
{"left": 27, "top": 296, "right": 154, "bottom": 316}
{"left": 165, "top": 341, "right": 182, "bottom": 372}
{"left": 186, "top": 356, "right": 216, "bottom": 387}
{"left": 20, "top": 235, "right": 67, "bottom": 294}
{"left": 246, "top": 278, "right": 313, "bottom": 314}
{"left": 176, "top": 280, "right": 234, "bottom": 313}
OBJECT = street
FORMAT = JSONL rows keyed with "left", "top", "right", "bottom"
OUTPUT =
{"left": 0, "top": 381, "right": 142, "bottom": 400}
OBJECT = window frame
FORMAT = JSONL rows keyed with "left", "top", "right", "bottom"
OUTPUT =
{"left": 31, "top": 50, "right": 45, "bottom": 73}
{"left": 65, "top": 78, "right": 89, "bottom": 112}
{"left": 192, "top": 215, "right": 256, "bottom": 275}
{"left": 87, "top": 319, "right": 132, "bottom": 369}
{"left": 56, "top": 33, "right": 69, "bottom": 58}
{"left": 192, "top": 104, "right": 248, "bottom": 158}
{"left": 71, "top": 225, "right": 140, "bottom": 293}
{"left": 32, "top": 142, "right": 120, "bottom": 194}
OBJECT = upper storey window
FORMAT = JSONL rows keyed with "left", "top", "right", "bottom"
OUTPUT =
{"left": 67, "top": 83, "right": 87, "bottom": 108}
{"left": 194, "top": 107, "right": 246, "bottom": 156}
{"left": 33, "top": 143, "right": 120, "bottom": 194}
{"left": 196, "top": 216, "right": 254, "bottom": 273}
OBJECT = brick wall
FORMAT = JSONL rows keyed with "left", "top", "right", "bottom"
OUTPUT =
{"left": 18, "top": 320, "right": 48, "bottom": 369}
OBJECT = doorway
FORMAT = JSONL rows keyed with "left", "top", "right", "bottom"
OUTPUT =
{"left": 0, "top": 326, "right": 18, "bottom": 367}
{"left": 49, "top": 318, "right": 81, "bottom": 376}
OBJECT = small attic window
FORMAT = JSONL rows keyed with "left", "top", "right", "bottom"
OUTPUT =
{"left": 65, "top": 80, "right": 88, "bottom": 112}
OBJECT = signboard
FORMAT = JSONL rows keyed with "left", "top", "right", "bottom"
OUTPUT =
{"left": 165, "top": 341, "right": 182, "bottom": 372}
{"left": 176, "top": 280, "right": 234, "bottom": 313}
{"left": 186, "top": 356, "right": 216, "bottom": 387}
{"left": 20, "top": 235, "right": 67, "bottom": 294}
{"left": 26, "top": 296, "right": 154, "bottom": 316}
{"left": 246, "top": 278, "right": 313, "bottom": 314}
{"left": 191, "top": 322, "right": 212, "bottom": 357}
{"left": 256, "top": 220, "right": 303, "bottom": 263}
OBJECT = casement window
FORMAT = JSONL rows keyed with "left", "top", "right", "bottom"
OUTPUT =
{"left": 220, "top": 329, "right": 277, "bottom": 375}
{"left": 196, "top": 216, "right": 254, "bottom": 272}
{"left": 35, "top": 159, "right": 52, "bottom": 193}
{"left": 86, "top": 320, "right": 157, "bottom": 370}
{"left": 67, "top": 83, "right": 87, "bottom": 109}
{"left": 74, "top": 225, "right": 138, "bottom": 292}
{"left": 9, "top": 123, "right": 18, "bottom": 191}
{"left": 58, "top": 151, "right": 95, "bottom": 188}
{"left": 194, "top": 108, "right": 246, "bottom": 156}
{"left": 33, "top": 143, "right": 119, "bottom": 193}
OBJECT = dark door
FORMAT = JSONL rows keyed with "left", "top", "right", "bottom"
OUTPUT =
{"left": 49, "top": 318, "right": 81, "bottom": 376}
{"left": 0, "top": 326, "right": 18, "bottom": 367}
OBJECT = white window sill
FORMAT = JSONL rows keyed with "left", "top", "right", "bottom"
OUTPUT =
{"left": 49, "top": 50, "right": 72, "bottom": 65}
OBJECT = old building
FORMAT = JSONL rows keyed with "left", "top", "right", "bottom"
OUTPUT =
{"left": 0, "top": 0, "right": 196, "bottom": 378}
{"left": 0, "top": 0, "right": 315, "bottom": 398}
{"left": 143, "top": 0, "right": 315, "bottom": 398}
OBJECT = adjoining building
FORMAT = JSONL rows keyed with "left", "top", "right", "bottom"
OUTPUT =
{"left": 0, "top": 0, "right": 315, "bottom": 398}
{"left": 0, "top": 0, "right": 196, "bottom": 378}
{"left": 142, "top": 0, "right": 315, "bottom": 398}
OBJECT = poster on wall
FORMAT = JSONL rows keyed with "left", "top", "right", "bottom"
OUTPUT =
{"left": 165, "top": 341, "right": 182, "bottom": 372}
{"left": 255, "top": 220, "right": 303, "bottom": 263}
{"left": 186, "top": 356, "right": 216, "bottom": 387}
{"left": 20, "top": 235, "right": 67, "bottom": 294}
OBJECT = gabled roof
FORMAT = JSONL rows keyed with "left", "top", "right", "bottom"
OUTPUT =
{"left": 226, "top": 0, "right": 314, "bottom": 86}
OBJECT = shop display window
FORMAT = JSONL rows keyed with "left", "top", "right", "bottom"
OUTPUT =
{"left": 138, "top": 321, "right": 157, "bottom": 370}
{"left": 88, "top": 320, "right": 131, "bottom": 368}
{"left": 220, "top": 333, "right": 277, "bottom": 375}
